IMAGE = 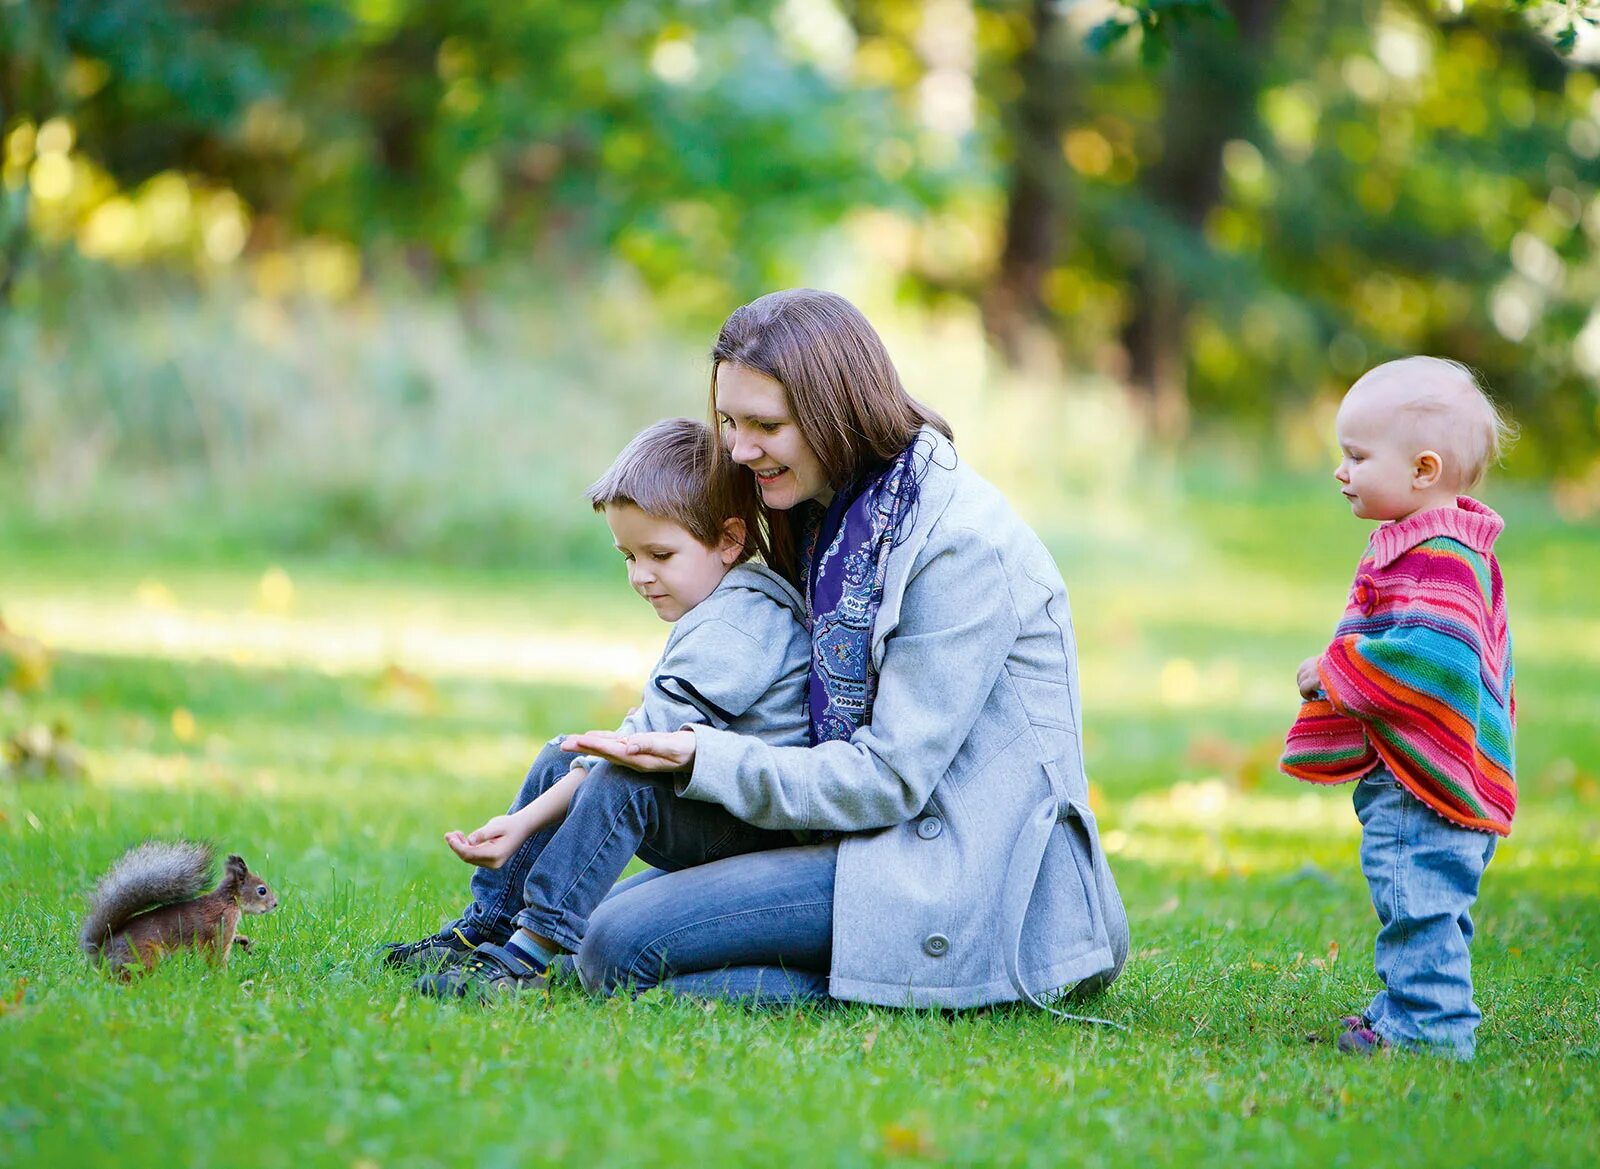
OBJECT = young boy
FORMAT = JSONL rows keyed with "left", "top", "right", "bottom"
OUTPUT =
{"left": 383, "top": 418, "right": 811, "bottom": 1000}
{"left": 1281, "top": 356, "right": 1516, "bottom": 1060}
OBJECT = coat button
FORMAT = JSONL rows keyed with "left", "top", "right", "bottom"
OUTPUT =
{"left": 923, "top": 933, "right": 949, "bottom": 957}
{"left": 916, "top": 816, "right": 943, "bottom": 840}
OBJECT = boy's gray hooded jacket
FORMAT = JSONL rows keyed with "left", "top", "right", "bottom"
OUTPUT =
{"left": 598, "top": 562, "right": 810, "bottom": 748}
{"left": 681, "top": 429, "right": 1130, "bottom": 1009}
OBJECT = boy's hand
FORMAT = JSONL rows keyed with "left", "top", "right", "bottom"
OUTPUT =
{"left": 445, "top": 815, "right": 525, "bottom": 870}
{"left": 1296, "top": 656, "right": 1323, "bottom": 699}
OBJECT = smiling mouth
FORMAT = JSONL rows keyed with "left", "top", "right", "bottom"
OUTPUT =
{"left": 753, "top": 467, "right": 787, "bottom": 483}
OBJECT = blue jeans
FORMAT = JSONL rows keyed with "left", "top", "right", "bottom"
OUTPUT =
{"left": 576, "top": 844, "right": 835, "bottom": 1003}
{"left": 457, "top": 741, "right": 835, "bottom": 1004}
{"left": 1353, "top": 767, "right": 1498, "bottom": 1059}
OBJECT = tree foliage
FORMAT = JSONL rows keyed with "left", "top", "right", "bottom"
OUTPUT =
{"left": 2, "top": 0, "right": 1599, "bottom": 472}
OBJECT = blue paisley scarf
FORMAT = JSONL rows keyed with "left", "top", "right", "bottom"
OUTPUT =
{"left": 802, "top": 435, "right": 929, "bottom": 745}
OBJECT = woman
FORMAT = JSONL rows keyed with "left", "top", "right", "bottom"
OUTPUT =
{"left": 565, "top": 289, "right": 1129, "bottom": 1012}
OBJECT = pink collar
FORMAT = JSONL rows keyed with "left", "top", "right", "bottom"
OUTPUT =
{"left": 1367, "top": 496, "right": 1504, "bottom": 568}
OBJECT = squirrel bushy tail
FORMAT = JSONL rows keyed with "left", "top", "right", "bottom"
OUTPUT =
{"left": 79, "top": 840, "right": 215, "bottom": 959}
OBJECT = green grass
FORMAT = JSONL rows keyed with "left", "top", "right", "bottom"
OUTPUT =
{"left": 2, "top": 467, "right": 1598, "bottom": 1169}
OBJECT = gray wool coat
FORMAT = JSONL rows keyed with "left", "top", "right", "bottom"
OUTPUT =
{"left": 681, "top": 429, "right": 1130, "bottom": 1009}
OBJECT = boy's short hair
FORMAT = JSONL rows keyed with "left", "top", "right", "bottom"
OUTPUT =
{"left": 588, "top": 418, "right": 757, "bottom": 561}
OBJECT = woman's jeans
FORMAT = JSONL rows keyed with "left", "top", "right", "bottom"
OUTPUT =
{"left": 1353, "top": 767, "right": 1498, "bottom": 1059}
{"left": 455, "top": 740, "right": 835, "bottom": 1004}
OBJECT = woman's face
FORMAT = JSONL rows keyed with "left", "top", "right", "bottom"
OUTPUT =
{"left": 714, "top": 362, "right": 833, "bottom": 510}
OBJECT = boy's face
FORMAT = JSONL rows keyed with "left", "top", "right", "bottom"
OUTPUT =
{"left": 604, "top": 503, "right": 740, "bottom": 623}
{"left": 1333, "top": 384, "right": 1429, "bottom": 522}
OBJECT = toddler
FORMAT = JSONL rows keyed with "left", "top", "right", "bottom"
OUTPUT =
{"left": 1281, "top": 356, "right": 1516, "bottom": 1060}
{"left": 385, "top": 417, "right": 811, "bottom": 1001}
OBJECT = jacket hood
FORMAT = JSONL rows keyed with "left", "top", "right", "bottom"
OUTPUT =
{"left": 717, "top": 561, "right": 808, "bottom": 624}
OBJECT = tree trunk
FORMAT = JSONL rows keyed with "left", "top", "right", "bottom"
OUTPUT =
{"left": 1121, "top": 0, "right": 1279, "bottom": 436}
{"left": 984, "top": 0, "right": 1071, "bottom": 368}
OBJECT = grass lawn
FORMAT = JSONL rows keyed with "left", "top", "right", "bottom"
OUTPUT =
{"left": 2, "top": 469, "right": 1597, "bottom": 1168}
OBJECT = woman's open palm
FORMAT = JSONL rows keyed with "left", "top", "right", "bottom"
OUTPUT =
{"left": 560, "top": 729, "right": 696, "bottom": 772}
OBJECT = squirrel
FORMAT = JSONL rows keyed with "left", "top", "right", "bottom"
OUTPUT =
{"left": 80, "top": 841, "right": 278, "bottom": 975}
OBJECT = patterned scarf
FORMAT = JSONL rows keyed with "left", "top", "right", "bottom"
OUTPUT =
{"left": 801, "top": 436, "right": 927, "bottom": 745}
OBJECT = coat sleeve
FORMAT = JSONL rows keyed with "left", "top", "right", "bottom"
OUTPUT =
{"left": 677, "top": 525, "right": 1021, "bottom": 832}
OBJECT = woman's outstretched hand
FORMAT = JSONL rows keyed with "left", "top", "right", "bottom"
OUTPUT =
{"left": 560, "top": 729, "right": 697, "bottom": 772}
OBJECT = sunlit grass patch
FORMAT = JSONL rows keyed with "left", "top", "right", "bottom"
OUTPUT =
{"left": 3, "top": 468, "right": 1598, "bottom": 1168}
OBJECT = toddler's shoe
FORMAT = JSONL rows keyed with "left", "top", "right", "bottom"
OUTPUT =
{"left": 379, "top": 921, "right": 500, "bottom": 971}
{"left": 1337, "top": 1023, "right": 1389, "bottom": 1055}
{"left": 412, "top": 942, "right": 548, "bottom": 1003}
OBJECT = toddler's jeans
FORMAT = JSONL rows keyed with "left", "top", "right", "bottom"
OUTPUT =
{"left": 1353, "top": 766, "right": 1498, "bottom": 1060}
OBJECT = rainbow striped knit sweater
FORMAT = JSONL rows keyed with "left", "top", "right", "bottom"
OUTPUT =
{"left": 1280, "top": 496, "right": 1516, "bottom": 835}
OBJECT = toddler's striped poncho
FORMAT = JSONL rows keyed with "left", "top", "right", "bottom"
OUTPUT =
{"left": 1281, "top": 496, "right": 1516, "bottom": 835}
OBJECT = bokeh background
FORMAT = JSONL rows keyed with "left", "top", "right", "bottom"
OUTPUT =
{"left": 3, "top": 7, "right": 1599, "bottom": 1167}
{"left": 5, "top": 0, "right": 1600, "bottom": 566}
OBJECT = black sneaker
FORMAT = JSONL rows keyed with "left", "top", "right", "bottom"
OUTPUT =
{"left": 378, "top": 921, "right": 497, "bottom": 971}
{"left": 412, "top": 943, "right": 548, "bottom": 1003}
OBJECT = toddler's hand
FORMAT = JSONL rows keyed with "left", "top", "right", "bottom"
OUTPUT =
{"left": 445, "top": 815, "right": 522, "bottom": 870}
{"left": 1296, "top": 656, "right": 1323, "bottom": 699}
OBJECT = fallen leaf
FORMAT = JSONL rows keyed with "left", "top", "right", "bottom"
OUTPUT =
{"left": 0, "top": 978, "right": 26, "bottom": 1016}
{"left": 373, "top": 664, "right": 439, "bottom": 715}
{"left": 0, "top": 621, "right": 51, "bottom": 695}
{"left": 256, "top": 566, "right": 295, "bottom": 614}
{"left": 881, "top": 1122, "right": 939, "bottom": 1160}
{"left": 135, "top": 579, "right": 176, "bottom": 610}
{"left": 3, "top": 722, "right": 85, "bottom": 781}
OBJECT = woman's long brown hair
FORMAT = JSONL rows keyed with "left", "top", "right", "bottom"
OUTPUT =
{"left": 708, "top": 289, "right": 952, "bottom": 583}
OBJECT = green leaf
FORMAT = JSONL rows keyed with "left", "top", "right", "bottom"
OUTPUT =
{"left": 1085, "top": 18, "right": 1135, "bottom": 55}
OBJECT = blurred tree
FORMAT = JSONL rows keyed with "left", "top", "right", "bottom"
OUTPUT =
{"left": 983, "top": 0, "right": 1077, "bottom": 365}
{"left": 0, "top": 0, "right": 942, "bottom": 323}
{"left": 2, "top": 0, "right": 1598, "bottom": 471}
{"left": 1119, "top": 0, "right": 1279, "bottom": 437}
{"left": 1052, "top": 0, "right": 1600, "bottom": 470}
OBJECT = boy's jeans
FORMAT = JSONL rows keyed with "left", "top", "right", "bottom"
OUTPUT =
{"left": 1353, "top": 767, "right": 1498, "bottom": 1060}
{"left": 456, "top": 740, "right": 832, "bottom": 1000}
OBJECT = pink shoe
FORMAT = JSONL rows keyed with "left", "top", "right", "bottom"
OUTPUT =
{"left": 1338, "top": 1024, "right": 1389, "bottom": 1055}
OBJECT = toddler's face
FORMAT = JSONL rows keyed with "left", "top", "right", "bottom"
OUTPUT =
{"left": 1333, "top": 389, "right": 1428, "bottom": 522}
{"left": 604, "top": 503, "right": 737, "bottom": 623}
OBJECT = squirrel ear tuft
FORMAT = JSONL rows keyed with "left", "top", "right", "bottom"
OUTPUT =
{"left": 225, "top": 854, "right": 248, "bottom": 876}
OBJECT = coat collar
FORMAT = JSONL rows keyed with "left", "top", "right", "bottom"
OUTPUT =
{"left": 868, "top": 426, "right": 961, "bottom": 666}
{"left": 1367, "top": 495, "right": 1504, "bottom": 569}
